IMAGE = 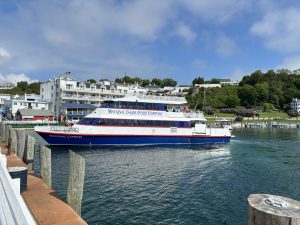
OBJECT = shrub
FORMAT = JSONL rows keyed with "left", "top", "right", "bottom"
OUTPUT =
{"left": 235, "top": 116, "right": 244, "bottom": 121}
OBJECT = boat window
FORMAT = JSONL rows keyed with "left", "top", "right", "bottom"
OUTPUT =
{"left": 120, "top": 102, "right": 127, "bottom": 108}
{"left": 190, "top": 121, "right": 196, "bottom": 127}
{"left": 86, "top": 118, "right": 190, "bottom": 127}
{"left": 170, "top": 121, "right": 176, "bottom": 127}
{"left": 77, "top": 118, "right": 96, "bottom": 125}
{"left": 152, "top": 104, "right": 159, "bottom": 110}
{"left": 145, "top": 103, "right": 151, "bottom": 109}
{"left": 137, "top": 102, "right": 144, "bottom": 109}
{"left": 196, "top": 120, "right": 206, "bottom": 124}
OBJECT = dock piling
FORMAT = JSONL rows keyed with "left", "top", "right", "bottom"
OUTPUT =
{"left": 9, "top": 129, "right": 17, "bottom": 154}
{"left": 248, "top": 194, "right": 300, "bottom": 225}
{"left": 67, "top": 150, "right": 85, "bottom": 216}
{"left": 25, "top": 135, "right": 36, "bottom": 172}
{"left": 40, "top": 146, "right": 51, "bottom": 187}
{"left": 16, "top": 129, "right": 27, "bottom": 160}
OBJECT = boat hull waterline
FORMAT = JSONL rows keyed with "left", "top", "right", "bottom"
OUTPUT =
{"left": 37, "top": 132, "right": 231, "bottom": 145}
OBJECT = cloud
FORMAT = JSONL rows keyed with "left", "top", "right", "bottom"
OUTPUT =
{"left": 0, "top": 0, "right": 177, "bottom": 80}
{"left": 0, "top": 48, "right": 11, "bottom": 64}
{"left": 250, "top": 8, "right": 300, "bottom": 53}
{"left": 174, "top": 23, "right": 197, "bottom": 43}
{"left": 180, "top": 0, "right": 252, "bottom": 24}
{"left": 215, "top": 34, "right": 238, "bottom": 57}
{"left": 277, "top": 55, "right": 300, "bottom": 71}
{"left": 0, "top": 73, "right": 37, "bottom": 84}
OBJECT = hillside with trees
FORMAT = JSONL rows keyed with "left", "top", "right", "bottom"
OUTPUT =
{"left": 0, "top": 81, "right": 41, "bottom": 95}
{"left": 0, "top": 69, "right": 299, "bottom": 117}
{"left": 187, "top": 69, "right": 300, "bottom": 116}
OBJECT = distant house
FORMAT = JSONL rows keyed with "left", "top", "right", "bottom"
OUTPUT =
{"left": 4, "top": 93, "right": 49, "bottom": 118}
{"left": 194, "top": 84, "right": 221, "bottom": 88}
{"left": 290, "top": 98, "right": 300, "bottom": 113}
{"left": 15, "top": 109, "right": 54, "bottom": 121}
{"left": 213, "top": 78, "right": 239, "bottom": 85}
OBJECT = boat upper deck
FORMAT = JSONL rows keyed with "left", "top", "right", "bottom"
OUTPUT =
{"left": 109, "top": 93, "right": 187, "bottom": 105}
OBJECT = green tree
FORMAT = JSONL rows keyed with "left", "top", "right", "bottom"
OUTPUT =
{"left": 28, "top": 82, "right": 41, "bottom": 95}
{"left": 151, "top": 78, "right": 163, "bottom": 87}
{"left": 210, "top": 78, "right": 220, "bottom": 84}
{"left": 162, "top": 78, "right": 177, "bottom": 87}
{"left": 192, "top": 76, "right": 204, "bottom": 86}
{"left": 224, "top": 95, "right": 240, "bottom": 108}
{"left": 17, "top": 81, "right": 29, "bottom": 91}
{"left": 238, "top": 84, "right": 257, "bottom": 107}
{"left": 87, "top": 79, "right": 96, "bottom": 83}
{"left": 132, "top": 77, "right": 142, "bottom": 84}
{"left": 122, "top": 75, "right": 133, "bottom": 84}
{"left": 141, "top": 79, "right": 150, "bottom": 87}
{"left": 262, "top": 103, "right": 275, "bottom": 111}
{"left": 255, "top": 82, "right": 269, "bottom": 105}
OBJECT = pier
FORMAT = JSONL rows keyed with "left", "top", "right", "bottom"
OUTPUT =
{"left": 0, "top": 123, "right": 87, "bottom": 225}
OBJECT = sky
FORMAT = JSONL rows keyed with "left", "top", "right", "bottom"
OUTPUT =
{"left": 1, "top": 0, "right": 300, "bottom": 85}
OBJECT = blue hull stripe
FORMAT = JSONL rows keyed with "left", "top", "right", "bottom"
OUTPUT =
{"left": 37, "top": 132, "right": 231, "bottom": 145}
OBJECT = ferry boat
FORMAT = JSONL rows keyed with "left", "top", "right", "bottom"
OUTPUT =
{"left": 35, "top": 94, "right": 232, "bottom": 145}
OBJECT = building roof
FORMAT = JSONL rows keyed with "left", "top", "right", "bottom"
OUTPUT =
{"left": 17, "top": 109, "right": 53, "bottom": 117}
{"left": 62, "top": 103, "right": 97, "bottom": 109}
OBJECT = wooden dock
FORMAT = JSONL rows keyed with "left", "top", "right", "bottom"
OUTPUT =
{"left": 0, "top": 142, "right": 87, "bottom": 225}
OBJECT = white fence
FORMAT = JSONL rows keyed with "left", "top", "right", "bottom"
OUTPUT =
{"left": 0, "top": 152, "right": 36, "bottom": 225}
{"left": 1, "top": 120, "right": 59, "bottom": 125}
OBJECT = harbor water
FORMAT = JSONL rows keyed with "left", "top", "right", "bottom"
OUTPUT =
{"left": 34, "top": 129, "right": 300, "bottom": 225}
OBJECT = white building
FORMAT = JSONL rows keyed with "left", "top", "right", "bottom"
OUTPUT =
{"left": 0, "top": 94, "right": 11, "bottom": 113}
{"left": 172, "top": 85, "right": 191, "bottom": 94}
{"left": 219, "top": 79, "right": 239, "bottom": 85}
{"left": 4, "top": 94, "right": 49, "bottom": 118}
{"left": 0, "top": 82, "right": 16, "bottom": 89}
{"left": 290, "top": 98, "right": 300, "bottom": 113}
{"left": 195, "top": 84, "right": 221, "bottom": 88}
{"left": 40, "top": 73, "right": 147, "bottom": 120}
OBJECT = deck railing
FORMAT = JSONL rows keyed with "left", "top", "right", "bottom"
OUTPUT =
{"left": 0, "top": 153, "right": 36, "bottom": 225}
{"left": 1, "top": 120, "right": 59, "bottom": 125}
{"left": 135, "top": 93, "right": 186, "bottom": 102}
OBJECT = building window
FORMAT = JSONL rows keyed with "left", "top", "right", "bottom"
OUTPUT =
{"left": 66, "top": 84, "right": 73, "bottom": 89}
{"left": 14, "top": 103, "right": 17, "bottom": 105}
{"left": 51, "top": 85, "right": 53, "bottom": 90}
